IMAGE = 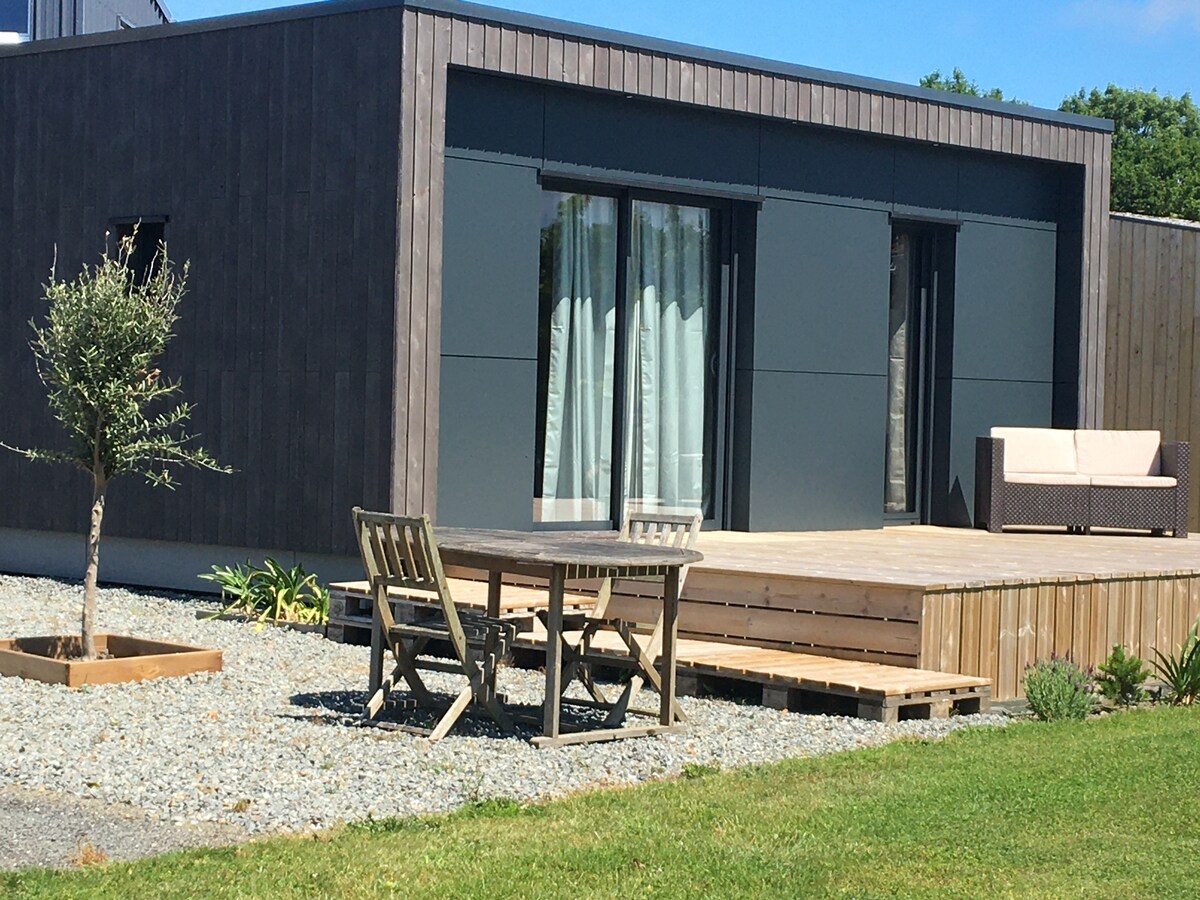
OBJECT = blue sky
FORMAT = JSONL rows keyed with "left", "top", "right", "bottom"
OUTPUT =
{"left": 170, "top": 0, "right": 1199, "bottom": 111}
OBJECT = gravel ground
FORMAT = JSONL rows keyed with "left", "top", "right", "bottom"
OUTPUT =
{"left": 0, "top": 573, "right": 1008, "bottom": 868}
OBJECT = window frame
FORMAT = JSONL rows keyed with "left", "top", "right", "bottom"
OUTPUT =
{"left": 533, "top": 177, "right": 733, "bottom": 531}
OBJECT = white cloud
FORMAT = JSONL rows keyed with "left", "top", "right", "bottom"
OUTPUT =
{"left": 1065, "top": 0, "right": 1200, "bottom": 34}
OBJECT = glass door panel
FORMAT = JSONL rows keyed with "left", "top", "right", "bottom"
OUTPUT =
{"left": 622, "top": 200, "right": 716, "bottom": 518}
{"left": 534, "top": 192, "right": 618, "bottom": 524}
{"left": 885, "top": 227, "right": 935, "bottom": 519}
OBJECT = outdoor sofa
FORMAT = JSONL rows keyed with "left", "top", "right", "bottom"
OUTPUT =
{"left": 975, "top": 427, "right": 1189, "bottom": 538}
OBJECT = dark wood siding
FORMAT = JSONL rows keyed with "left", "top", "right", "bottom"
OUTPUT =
{"left": 0, "top": 8, "right": 402, "bottom": 555}
{"left": 396, "top": 2, "right": 1113, "bottom": 520}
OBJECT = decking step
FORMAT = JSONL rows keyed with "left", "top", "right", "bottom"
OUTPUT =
{"left": 515, "top": 627, "right": 991, "bottom": 723}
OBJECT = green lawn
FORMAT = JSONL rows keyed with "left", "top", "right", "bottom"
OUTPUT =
{"left": 7, "top": 709, "right": 1200, "bottom": 899}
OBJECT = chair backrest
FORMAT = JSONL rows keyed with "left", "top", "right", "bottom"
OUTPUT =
{"left": 619, "top": 511, "right": 703, "bottom": 551}
{"left": 352, "top": 507, "right": 451, "bottom": 599}
{"left": 595, "top": 510, "right": 702, "bottom": 623}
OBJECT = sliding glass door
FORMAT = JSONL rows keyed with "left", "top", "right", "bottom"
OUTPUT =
{"left": 535, "top": 187, "right": 721, "bottom": 527}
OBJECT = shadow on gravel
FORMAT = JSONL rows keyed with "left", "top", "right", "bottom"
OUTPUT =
{"left": 286, "top": 690, "right": 595, "bottom": 741}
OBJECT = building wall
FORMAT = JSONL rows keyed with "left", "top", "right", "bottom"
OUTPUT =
{"left": 30, "top": 0, "right": 167, "bottom": 40}
{"left": 437, "top": 69, "right": 1084, "bottom": 531}
{"left": 1104, "top": 212, "right": 1200, "bottom": 531}
{"left": 0, "top": 6, "right": 401, "bottom": 564}
{"left": 396, "top": 0, "right": 1113, "bottom": 531}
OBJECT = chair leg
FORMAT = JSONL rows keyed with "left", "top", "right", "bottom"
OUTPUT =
{"left": 362, "top": 637, "right": 435, "bottom": 722}
{"left": 578, "top": 664, "right": 609, "bottom": 704}
{"left": 363, "top": 662, "right": 405, "bottom": 720}
{"left": 428, "top": 685, "right": 475, "bottom": 743}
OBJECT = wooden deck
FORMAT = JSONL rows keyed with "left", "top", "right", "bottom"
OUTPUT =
{"left": 331, "top": 526, "right": 1200, "bottom": 701}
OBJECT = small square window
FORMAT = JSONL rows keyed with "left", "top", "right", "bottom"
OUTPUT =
{"left": 111, "top": 218, "right": 167, "bottom": 283}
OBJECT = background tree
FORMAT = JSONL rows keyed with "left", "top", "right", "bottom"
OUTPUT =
{"left": 919, "top": 67, "right": 1015, "bottom": 103}
{"left": 1060, "top": 86, "right": 1200, "bottom": 221}
{"left": 3, "top": 233, "right": 229, "bottom": 659}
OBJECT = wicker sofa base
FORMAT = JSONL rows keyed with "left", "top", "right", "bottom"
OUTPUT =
{"left": 975, "top": 436, "right": 1189, "bottom": 538}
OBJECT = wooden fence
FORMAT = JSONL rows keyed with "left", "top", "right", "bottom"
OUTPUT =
{"left": 1104, "top": 212, "right": 1200, "bottom": 531}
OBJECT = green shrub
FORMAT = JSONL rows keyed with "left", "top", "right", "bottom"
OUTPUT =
{"left": 201, "top": 558, "right": 329, "bottom": 625}
{"left": 1096, "top": 645, "right": 1150, "bottom": 708}
{"left": 1153, "top": 624, "right": 1200, "bottom": 705}
{"left": 1023, "top": 656, "right": 1096, "bottom": 721}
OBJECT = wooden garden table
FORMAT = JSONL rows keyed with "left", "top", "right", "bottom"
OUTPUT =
{"left": 435, "top": 528, "right": 703, "bottom": 749}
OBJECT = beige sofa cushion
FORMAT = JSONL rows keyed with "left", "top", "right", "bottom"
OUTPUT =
{"left": 991, "top": 427, "right": 1078, "bottom": 475}
{"left": 1075, "top": 430, "right": 1161, "bottom": 476}
{"left": 1089, "top": 474, "right": 1176, "bottom": 488}
{"left": 1005, "top": 472, "right": 1090, "bottom": 486}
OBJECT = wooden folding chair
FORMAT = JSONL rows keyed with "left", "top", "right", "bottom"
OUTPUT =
{"left": 570, "top": 511, "right": 702, "bottom": 725}
{"left": 352, "top": 508, "right": 515, "bottom": 742}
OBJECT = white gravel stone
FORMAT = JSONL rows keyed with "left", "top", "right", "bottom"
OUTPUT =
{"left": 0, "top": 573, "right": 1007, "bottom": 842}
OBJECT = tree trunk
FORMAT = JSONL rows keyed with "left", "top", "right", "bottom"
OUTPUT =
{"left": 81, "top": 480, "right": 107, "bottom": 660}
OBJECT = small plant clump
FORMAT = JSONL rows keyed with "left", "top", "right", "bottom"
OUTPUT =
{"left": 1153, "top": 624, "right": 1200, "bottom": 706}
{"left": 1023, "top": 656, "right": 1096, "bottom": 722}
{"left": 1096, "top": 645, "right": 1150, "bottom": 708}
{"left": 201, "top": 558, "right": 330, "bottom": 625}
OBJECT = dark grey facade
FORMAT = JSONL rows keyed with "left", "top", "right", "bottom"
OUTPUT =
{"left": 0, "top": 3, "right": 400, "bottom": 569}
{"left": 0, "top": 0, "right": 1112, "bottom": 589}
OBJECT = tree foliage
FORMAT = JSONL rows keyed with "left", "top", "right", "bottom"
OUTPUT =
{"left": 920, "top": 67, "right": 1013, "bottom": 103}
{"left": 9, "top": 234, "right": 226, "bottom": 486}
{"left": 1060, "top": 86, "right": 1200, "bottom": 221}
{"left": 4, "top": 232, "right": 228, "bottom": 658}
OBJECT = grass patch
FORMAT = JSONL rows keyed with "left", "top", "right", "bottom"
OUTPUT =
{"left": 7, "top": 709, "right": 1200, "bottom": 898}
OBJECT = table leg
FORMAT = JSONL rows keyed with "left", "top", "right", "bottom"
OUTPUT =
{"left": 544, "top": 564, "right": 565, "bottom": 739}
{"left": 486, "top": 570, "right": 502, "bottom": 618}
{"left": 660, "top": 566, "right": 680, "bottom": 726}
{"left": 368, "top": 587, "right": 384, "bottom": 696}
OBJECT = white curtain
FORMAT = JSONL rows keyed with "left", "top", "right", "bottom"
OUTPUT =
{"left": 623, "top": 200, "right": 711, "bottom": 514}
{"left": 885, "top": 233, "right": 910, "bottom": 514}
{"left": 538, "top": 193, "right": 617, "bottom": 523}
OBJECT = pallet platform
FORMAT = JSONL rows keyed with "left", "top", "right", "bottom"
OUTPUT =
{"left": 516, "top": 626, "right": 992, "bottom": 723}
{"left": 326, "top": 578, "right": 597, "bottom": 645}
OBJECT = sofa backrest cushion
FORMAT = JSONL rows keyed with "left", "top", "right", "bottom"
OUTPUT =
{"left": 990, "top": 427, "right": 1078, "bottom": 475}
{"left": 1075, "top": 429, "right": 1161, "bottom": 476}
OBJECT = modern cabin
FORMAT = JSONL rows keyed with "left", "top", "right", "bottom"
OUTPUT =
{"left": 0, "top": 0, "right": 1114, "bottom": 588}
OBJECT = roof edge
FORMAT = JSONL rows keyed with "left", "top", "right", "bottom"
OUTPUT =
{"left": 415, "top": 0, "right": 1112, "bottom": 133}
{"left": 0, "top": 0, "right": 1114, "bottom": 134}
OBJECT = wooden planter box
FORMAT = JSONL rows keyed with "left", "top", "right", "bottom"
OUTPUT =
{"left": 0, "top": 634, "right": 222, "bottom": 687}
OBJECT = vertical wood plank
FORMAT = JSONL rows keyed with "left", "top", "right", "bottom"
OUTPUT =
{"left": 998, "top": 584, "right": 1019, "bottom": 700}
{"left": 940, "top": 591, "right": 962, "bottom": 673}
{"left": 980, "top": 587, "right": 1001, "bottom": 694}
{"left": 960, "top": 590, "right": 981, "bottom": 677}
{"left": 1053, "top": 579, "right": 1074, "bottom": 660}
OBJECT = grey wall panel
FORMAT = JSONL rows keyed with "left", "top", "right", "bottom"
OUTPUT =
{"left": 746, "top": 371, "right": 886, "bottom": 531}
{"left": 953, "top": 221, "right": 1058, "bottom": 383}
{"left": 436, "top": 356, "right": 536, "bottom": 529}
{"left": 543, "top": 83, "right": 760, "bottom": 189}
{"left": 0, "top": 528, "right": 361, "bottom": 594}
{"left": 753, "top": 199, "right": 891, "bottom": 376}
{"left": 444, "top": 69, "right": 544, "bottom": 162}
{"left": 942, "top": 379, "right": 1055, "bottom": 526}
{"left": 759, "top": 123, "right": 893, "bottom": 205}
{"left": 441, "top": 157, "right": 541, "bottom": 360}
{"left": 894, "top": 144, "right": 960, "bottom": 214}
{"left": 958, "top": 153, "right": 1063, "bottom": 224}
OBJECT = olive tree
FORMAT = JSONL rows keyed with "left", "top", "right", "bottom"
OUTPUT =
{"left": 4, "top": 232, "right": 229, "bottom": 659}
